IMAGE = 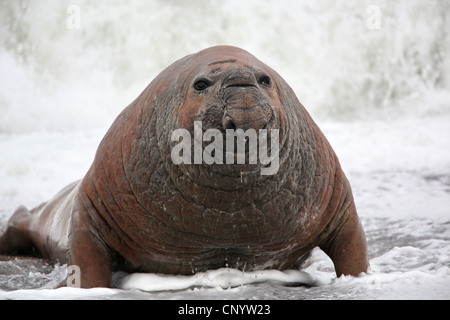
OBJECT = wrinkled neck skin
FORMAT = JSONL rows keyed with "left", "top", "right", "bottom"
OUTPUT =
{"left": 81, "top": 50, "right": 343, "bottom": 273}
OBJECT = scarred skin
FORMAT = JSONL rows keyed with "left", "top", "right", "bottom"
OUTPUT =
{"left": 0, "top": 46, "right": 368, "bottom": 288}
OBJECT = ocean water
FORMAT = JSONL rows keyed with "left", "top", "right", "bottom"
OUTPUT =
{"left": 0, "top": 0, "right": 449, "bottom": 299}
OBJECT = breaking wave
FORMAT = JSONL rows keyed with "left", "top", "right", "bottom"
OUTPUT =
{"left": 1, "top": 0, "right": 449, "bottom": 133}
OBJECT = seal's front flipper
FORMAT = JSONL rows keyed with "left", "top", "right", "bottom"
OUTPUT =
{"left": 320, "top": 203, "right": 369, "bottom": 277}
{"left": 67, "top": 215, "right": 113, "bottom": 288}
{"left": 0, "top": 206, "right": 35, "bottom": 254}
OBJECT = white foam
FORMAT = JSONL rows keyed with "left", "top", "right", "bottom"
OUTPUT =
{"left": 1, "top": 0, "right": 449, "bottom": 133}
{"left": 113, "top": 268, "right": 331, "bottom": 292}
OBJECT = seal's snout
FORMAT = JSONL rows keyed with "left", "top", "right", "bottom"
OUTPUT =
{"left": 221, "top": 67, "right": 271, "bottom": 131}
{"left": 222, "top": 114, "right": 237, "bottom": 130}
{"left": 221, "top": 105, "right": 268, "bottom": 132}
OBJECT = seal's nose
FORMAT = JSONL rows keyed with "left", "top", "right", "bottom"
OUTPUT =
{"left": 222, "top": 105, "right": 268, "bottom": 132}
{"left": 222, "top": 115, "right": 236, "bottom": 130}
{"left": 221, "top": 67, "right": 269, "bottom": 131}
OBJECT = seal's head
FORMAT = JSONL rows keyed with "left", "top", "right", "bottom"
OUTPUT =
{"left": 155, "top": 46, "right": 294, "bottom": 191}
{"left": 177, "top": 46, "right": 286, "bottom": 135}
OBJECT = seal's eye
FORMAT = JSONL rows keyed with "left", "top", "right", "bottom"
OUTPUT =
{"left": 194, "top": 79, "right": 211, "bottom": 91}
{"left": 259, "top": 75, "right": 272, "bottom": 87}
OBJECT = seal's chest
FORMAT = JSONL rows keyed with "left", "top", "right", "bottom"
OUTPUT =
{"left": 143, "top": 243, "right": 301, "bottom": 275}
{"left": 170, "top": 207, "right": 287, "bottom": 246}
{"left": 149, "top": 213, "right": 304, "bottom": 274}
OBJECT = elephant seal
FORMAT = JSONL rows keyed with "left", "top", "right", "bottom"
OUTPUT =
{"left": 0, "top": 45, "right": 368, "bottom": 288}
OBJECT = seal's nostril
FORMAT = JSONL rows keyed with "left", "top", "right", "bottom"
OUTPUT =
{"left": 222, "top": 116, "right": 236, "bottom": 130}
